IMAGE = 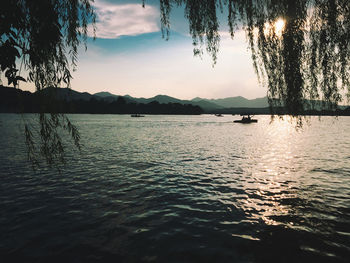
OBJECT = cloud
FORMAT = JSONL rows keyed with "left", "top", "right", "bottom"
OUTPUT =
{"left": 89, "top": 1, "right": 160, "bottom": 39}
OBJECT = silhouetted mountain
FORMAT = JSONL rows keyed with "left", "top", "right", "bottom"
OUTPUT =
{"left": 154, "top": 95, "right": 183, "bottom": 104}
{"left": 95, "top": 93, "right": 223, "bottom": 111}
{"left": 190, "top": 100, "right": 223, "bottom": 111}
{"left": 131, "top": 95, "right": 183, "bottom": 104}
{"left": 38, "top": 87, "right": 94, "bottom": 101}
{"left": 2, "top": 86, "right": 348, "bottom": 115}
{"left": 191, "top": 97, "right": 204, "bottom": 102}
{"left": 94, "top": 91, "right": 136, "bottom": 104}
{"left": 135, "top": 95, "right": 223, "bottom": 111}
{"left": 0, "top": 86, "right": 203, "bottom": 115}
{"left": 62, "top": 88, "right": 350, "bottom": 113}
{"left": 94, "top": 91, "right": 116, "bottom": 98}
{"left": 191, "top": 96, "right": 269, "bottom": 108}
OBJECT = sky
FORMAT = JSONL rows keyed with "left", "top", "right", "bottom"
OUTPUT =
{"left": 26, "top": 0, "right": 266, "bottom": 100}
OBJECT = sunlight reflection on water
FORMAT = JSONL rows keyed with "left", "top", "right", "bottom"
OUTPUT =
{"left": 0, "top": 114, "right": 350, "bottom": 262}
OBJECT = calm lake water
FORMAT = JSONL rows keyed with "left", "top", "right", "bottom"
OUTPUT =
{"left": 0, "top": 114, "right": 350, "bottom": 262}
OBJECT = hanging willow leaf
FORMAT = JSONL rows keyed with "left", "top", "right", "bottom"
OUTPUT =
{"left": 0, "top": 0, "right": 95, "bottom": 168}
{"left": 157, "top": 0, "right": 350, "bottom": 114}
{"left": 16, "top": 76, "right": 27, "bottom": 82}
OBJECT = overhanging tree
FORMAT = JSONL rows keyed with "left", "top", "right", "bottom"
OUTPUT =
{"left": 0, "top": 0, "right": 95, "bottom": 168}
{"left": 156, "top": 0, "right": 350, "bottom": 114}
{"left": 2, "top": 0, "right": 350, "bottom": 167}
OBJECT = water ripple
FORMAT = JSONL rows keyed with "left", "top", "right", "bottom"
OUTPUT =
{"left": 1, "top": 114, "right": 350, "bottom": 262}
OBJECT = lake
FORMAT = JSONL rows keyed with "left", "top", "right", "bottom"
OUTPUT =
{"left": 0, "top": 114, "right": 350, "bottom": 262}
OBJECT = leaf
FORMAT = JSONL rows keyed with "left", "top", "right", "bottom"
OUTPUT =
{"left": 16, "top": 76, "right": 27, "bottom": 82}
{"left": 13, "top": 47, "right": 20, "bottom": 58}
{"left": 5, "top": 69, "right": 12, "bottom": 78}
{"left": 5, "top": 68, "right": 18, "bottom": 78}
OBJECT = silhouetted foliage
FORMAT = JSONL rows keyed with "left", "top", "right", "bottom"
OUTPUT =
{"left": 0, "top": 0, "right": 95, "bottom": 168}
{"left": 3, "top": 0, "right": 350, "bottom": 167}
{"left": 157, "top": 0, "right": 350, "bottom": 115}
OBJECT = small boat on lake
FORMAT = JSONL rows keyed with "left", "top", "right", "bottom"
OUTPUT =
{"left": 131, "top": 114, "right": 145, "bottom": 117}
{"left": 233, "top": 115, "right": 258, "bottom": 123}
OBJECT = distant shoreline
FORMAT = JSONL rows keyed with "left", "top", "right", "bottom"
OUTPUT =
{"left": 1, "top": 86, "right": 349, "bottom": 116}
{"left": 1, "top": 112, "right": 350, "bottom": 117}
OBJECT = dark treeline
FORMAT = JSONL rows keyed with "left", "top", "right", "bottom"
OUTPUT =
{"left": 0, "top": 86, "right": 203, "bottom": 115}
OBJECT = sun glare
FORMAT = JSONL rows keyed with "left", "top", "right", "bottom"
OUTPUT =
{"left": 262, "top": 18, "right": 285, "bottom": 38}
{"left": 274, "top": 18, "right": 285, "bottom": 36}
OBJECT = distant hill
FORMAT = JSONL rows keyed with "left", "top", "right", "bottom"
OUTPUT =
{"left": 94, "top": 91, "right": 116, "bottom": 98}
{"left": 95, "top": 93, "right": 224, "bottom": 112}
{"left": 94, "top": 91, "right": 136, "bottom": 103}
{"left": 0, "top": 86, "right": 203, "bottom": 115}
{"left": 2, "top": 86, "right": 348, "bottom": 115}
{"left": 191, "top": 96, "right": 269, "bottom": 108}
{"left": 189, "top": 99, "right": 223, "bottom": 111}
{"left": 38, "top": 87, "right": 94, "bottom": 101}
{"left": 138, "top": 95, "right": 224, "bottom": 111}
{"left": 93, "top": 90, "right": 350, "bottom": 112}
{"left": 191, "top": 97, "right": 204, "bottom": 102}
{"left": 132, "top": 95, "right": 184, "bottom": 104}
{"left": 94, "top": 93, "right": 189, "bottom": 105}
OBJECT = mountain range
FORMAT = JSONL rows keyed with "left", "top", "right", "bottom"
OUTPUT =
{"left": 93, "top": 91, "right": 269, "bottom": 112}
{"left": 0, "top": 86, "right": 203, "bottom": 115}
{"left": 0, "top": 85, "right": 269, "bottom": 113}
{"left": 2, "top": 86, "right": 348, "bottom": 115}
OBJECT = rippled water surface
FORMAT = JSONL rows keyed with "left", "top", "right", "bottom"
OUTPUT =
{"left": 1, "top": 114, "right": 350, "bottom": 262}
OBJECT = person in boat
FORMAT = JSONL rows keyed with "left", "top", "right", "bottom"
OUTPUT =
{"left": 242, "top": 115, "right": 251, "bottom": 121}
{"left": 234, "top": 114, "right": 257, "bottom": 123}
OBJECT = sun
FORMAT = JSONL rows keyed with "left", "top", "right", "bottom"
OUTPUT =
{"left": 274, "top": 18, "right": 286, "bottom": 36}
{"left": 263, "top": 18, "right": 286, "bottom": 38}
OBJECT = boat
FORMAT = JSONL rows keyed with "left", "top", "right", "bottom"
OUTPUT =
{"left": 233, "top": 115, "right": 258, "bottom": 123}
{"left": 215, "top": 114, "right": 224, "bottom": 117}
{"left": 131, "top": 114, "right": 145, "bottom": 117}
